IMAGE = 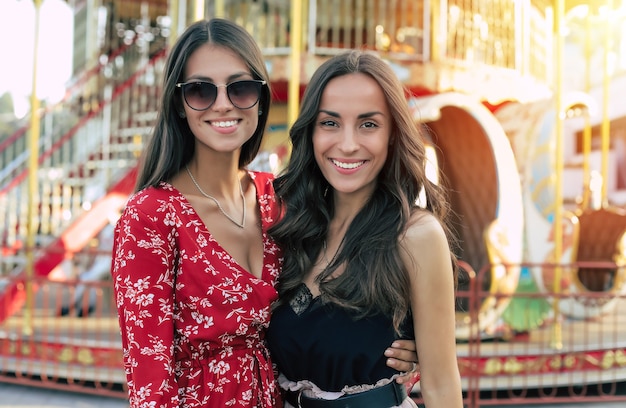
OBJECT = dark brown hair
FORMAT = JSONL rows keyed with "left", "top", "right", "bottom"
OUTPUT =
{"left": 269, "top": 51, "right": 457, "bottom": 333}
{"left": 135, "top": 18, "right": 271, "bottom": 191}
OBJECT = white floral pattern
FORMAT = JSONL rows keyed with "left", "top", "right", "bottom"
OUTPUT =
{"left": 112, "top": 171, "right": 282, "bottom": 407}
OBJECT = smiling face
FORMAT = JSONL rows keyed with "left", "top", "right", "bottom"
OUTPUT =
{"left": 313, "top": 72, "right": 391, "bottom": 200}
{"left": 182, "top": 43, "right": 260, "bottom": 156}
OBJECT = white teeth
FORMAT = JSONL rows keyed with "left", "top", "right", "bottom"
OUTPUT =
{"left": 212, "top": 120, "right": 238, "bottom": 128}
{"left": 331, "top": 159, "right": 364, "bottom": 169}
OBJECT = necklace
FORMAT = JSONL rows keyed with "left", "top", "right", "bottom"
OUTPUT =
{"left": 322, "top": 237, "right": 343, "bottom": 268}
{"left": 322, "top": 241, "right": 332, "bottom": 265}
{"left": 185, "top": 164, "right": 246, "bottom": 228}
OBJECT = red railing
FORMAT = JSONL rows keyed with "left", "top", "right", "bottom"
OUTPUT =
{"left": 0, "top": 45, "right": 166, "bottom": 278}
{"left": 0, "top": 37, "right": 138, "bottom": 159}
{"left": 0, "top": 42, "right": 166, "bottom": 332}
{"left": 1, "top": 259, "right": 625, "bottom": 406}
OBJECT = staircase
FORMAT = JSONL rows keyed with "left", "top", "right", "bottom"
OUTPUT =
{"left": 0, "top": 40, "right": 167, "bottom": 322}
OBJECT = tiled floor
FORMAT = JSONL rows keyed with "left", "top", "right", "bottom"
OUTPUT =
{"left": 0, "top": 382, "right": 128, "bottom": 408}
{"left": 1, "top": 381, "right": 625, "bottom": 407}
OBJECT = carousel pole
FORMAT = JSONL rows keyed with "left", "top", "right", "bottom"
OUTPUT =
{"left": 288, "top": 0, "right": 304, "bottom": 127}
{"left": 600, "top": 0, "right": 613, "bottom": 207}
{"left": 215, "top": 0, "right": 224, "bottom": 18}
{"left": 430, "top": 0, "right": 441, "bottom": 62}
{"left": 581, "top": 10, "right": 593, "bottom": 210}
{"left": 24, "top": 0, "right": 44, "bottom": 338}
{"left": 194, "top": 0, "right": 205, "bottom": 21}
{"left": 168, "top": 0, "right": 180, "bottom": 45}
{"left": 550, "top": 0, "right": 565, "bottom": 350}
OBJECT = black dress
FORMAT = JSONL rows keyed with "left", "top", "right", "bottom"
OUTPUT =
{"left": 266, "top": 284, "right": 414, "bottom": 392}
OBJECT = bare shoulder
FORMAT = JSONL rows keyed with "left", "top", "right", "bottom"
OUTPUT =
{"left": 399, "top": 211, "right": 451, "bottom": 275}
{"left": 402, "top": 211, "right": 447, "bottom": 246}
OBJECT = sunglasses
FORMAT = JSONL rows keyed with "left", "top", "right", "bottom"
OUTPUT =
{"left": 175, "top": 79, "right": 266, "bottom": 111}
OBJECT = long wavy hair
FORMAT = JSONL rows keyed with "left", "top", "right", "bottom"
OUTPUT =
{"left": 269, "top": 51, "right": 457, "bottom": 333}
{"left": 135, "top": 18, "right": 271, "bottom": 191}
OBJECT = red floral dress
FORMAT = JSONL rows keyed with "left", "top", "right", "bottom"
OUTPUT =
{"left": 112, "top": 171, "right": 282, "bottom": 408}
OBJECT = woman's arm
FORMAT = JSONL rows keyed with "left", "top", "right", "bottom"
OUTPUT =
{"left": 112, "top": 203, "right": 179, "bottom": 407}
{"left": 400, "top": 213, "right": 463, "bottom": 408}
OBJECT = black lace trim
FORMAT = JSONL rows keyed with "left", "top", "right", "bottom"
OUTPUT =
{"left": 289, "top": 283, "right": 313, "bottom": 315}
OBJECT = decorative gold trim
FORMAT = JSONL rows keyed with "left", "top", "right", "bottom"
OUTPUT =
{"left": 460, "top": 348, "right": 626, "bottom": 377}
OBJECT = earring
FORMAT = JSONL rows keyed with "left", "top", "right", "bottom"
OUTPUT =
{"left": 179, "top": 111, "right": 186, "bottom": 118}
{"left": 258, "top": 109, "right": 263, "bottom": 116}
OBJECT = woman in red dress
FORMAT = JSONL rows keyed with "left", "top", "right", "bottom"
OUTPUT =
{"left": 111, "top": 19, "right": 418, "bottom": 408}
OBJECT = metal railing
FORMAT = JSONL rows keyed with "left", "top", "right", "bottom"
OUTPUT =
{"left": 1, "top": 259, "right": 625, "bottom": 406}
{"left": 209, "top": 0, "right": 552, "bottom": 76}
{"left": 0, "top": 45, "right": 165, "bottom": 278}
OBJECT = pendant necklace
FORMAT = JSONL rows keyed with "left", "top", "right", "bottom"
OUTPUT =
{"left": 185, "top": 164, "right": 246, "bottom": 228}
